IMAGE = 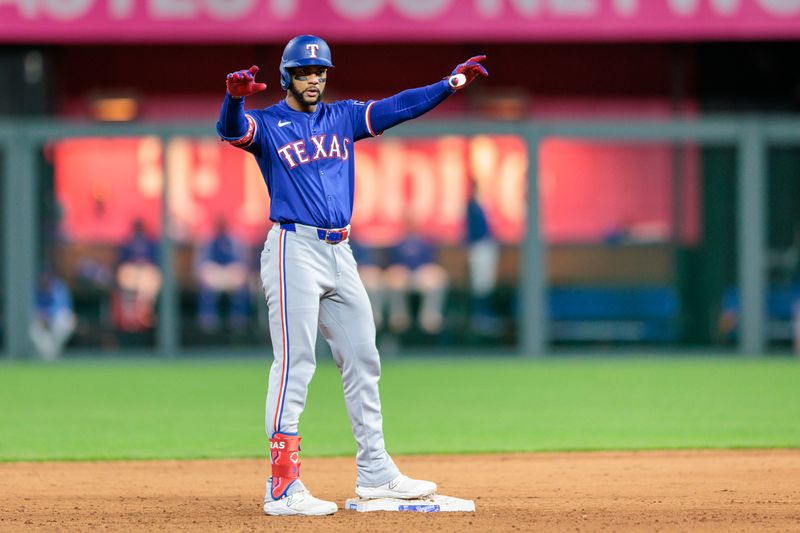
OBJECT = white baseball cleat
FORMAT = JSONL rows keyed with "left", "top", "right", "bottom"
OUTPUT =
{"left": 263, "top": 489, "right": 338, "bottom": 516}
{"left": 355, "top": 474, "right": 437, "bottom": 500}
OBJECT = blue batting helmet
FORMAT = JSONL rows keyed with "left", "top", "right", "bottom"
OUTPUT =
{"left": 279, "top": 35, "right": 334, "bottom": 90}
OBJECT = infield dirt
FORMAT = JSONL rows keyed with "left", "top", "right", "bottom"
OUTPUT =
{"left": 1, "top": 450, "right": 799, "bottom": 531}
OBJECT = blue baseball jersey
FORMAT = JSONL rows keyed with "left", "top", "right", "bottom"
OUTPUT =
{"left": 389, "top": 235, "right": 436, "bottom": 270}
{"left": 199, "top": 233, "right": 247, "bottom": 267}
{"left": 34, "top": 277, "right": 73, "bottom": 320}
{"left": 239, "top": 99, "right": 377, "bottom": 229}
{"left": 217, "top": 80, "right": 454, "bottom": 230}
{"left": 118, "top": 232, "right": 159, "bottom": 265}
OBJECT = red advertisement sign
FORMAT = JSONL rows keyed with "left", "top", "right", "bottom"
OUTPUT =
{"left": 3, "top": 0, "right": 800, "bottom": 43}
{"left": 53, "top": 134, "right": 697, "bottom": 247}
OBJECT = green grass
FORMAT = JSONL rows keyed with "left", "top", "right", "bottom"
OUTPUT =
{"left": 0, "top": 356, "right": 798, "bottom": 461}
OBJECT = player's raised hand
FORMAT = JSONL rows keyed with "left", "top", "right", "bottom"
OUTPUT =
{"left": 447, "top": 55, "right": 488, "bottom": 90}
{"left": 226, "top": 65, "right": 267, "bottom": 97}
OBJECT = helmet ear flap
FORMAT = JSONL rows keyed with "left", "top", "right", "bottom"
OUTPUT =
{"left": 280, "top": 67, "right": 291, "bottom": 90}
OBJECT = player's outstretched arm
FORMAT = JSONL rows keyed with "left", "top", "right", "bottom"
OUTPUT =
{"left": 365, "top": 55, "right": 488, "bottom": 136}
{"left": 216, "top": 65, "right": 266, "bottom": 145}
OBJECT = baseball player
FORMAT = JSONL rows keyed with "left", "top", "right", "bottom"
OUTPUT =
{"left": 216, "top": 35, "right": 488, "bottom": 516}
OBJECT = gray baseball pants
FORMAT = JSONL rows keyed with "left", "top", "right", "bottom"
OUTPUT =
{"left": 260, "top": 222, "right": 399, "bottom": 493}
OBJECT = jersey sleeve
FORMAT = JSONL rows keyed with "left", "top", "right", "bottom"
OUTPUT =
{"left": 349, "top": 81, "right": 453, "bottom": 141}
{"left": 238, "top": 111, "right": 264, "bottom": 156}
{"left": 215, "top": 95, "right": 263, "bottom": 156}
{"left": 349, "top": 99, "right": 382, "bottom": 142}
{"left": 222, "top": 111, "right": 263, "bottom": 156}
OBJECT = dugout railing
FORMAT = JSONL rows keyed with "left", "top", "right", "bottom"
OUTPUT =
{"left": 0, "top": 116, "right": 797, "bottom": 358}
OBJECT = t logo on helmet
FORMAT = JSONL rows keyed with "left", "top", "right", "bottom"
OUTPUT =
{"left": 306, "top": 44, "right": 320, "bottom": 58}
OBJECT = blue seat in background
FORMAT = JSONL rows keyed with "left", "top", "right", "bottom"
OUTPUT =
{"left": 548, "top": 286, "right": 680, "bottom": 342}
{"left": 721, "top": 285, "right": 800, "bottom": 341}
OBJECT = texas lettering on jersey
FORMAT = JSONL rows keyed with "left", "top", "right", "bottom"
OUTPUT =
{"left": 276, "top": 134, "right": 351, "bottom": 169}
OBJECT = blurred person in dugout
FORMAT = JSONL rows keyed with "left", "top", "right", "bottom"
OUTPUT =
{"left": 349, "top": 238, "right": 386, "bottom": 330}
{"left": 112, "top": 218, "right": 162, "bottom": 332}
{"left": 717, "top": 284, "right": 800, "bottom": 354}
{"left": 29, "top": 270, "right": 76, "bottom": 360}
{"left": 718, "top": 225, "right": 800, "bottom": 355}
{"left": 195, "top": 217, "right": 251, "bottom": 333}
{"left": 466, "top": 181, "right": 503, "bottom": 335}
{"left": 384, "top": 217, "right": 449, "bottom": 335}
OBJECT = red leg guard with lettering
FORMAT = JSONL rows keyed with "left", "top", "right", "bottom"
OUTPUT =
{"left": 269, "top": 433, "right": 301, "bottom": 500}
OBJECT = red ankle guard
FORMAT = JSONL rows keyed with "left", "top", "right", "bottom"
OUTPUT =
{"left": 269, "top": 433, "right": 301, "bottom": 500}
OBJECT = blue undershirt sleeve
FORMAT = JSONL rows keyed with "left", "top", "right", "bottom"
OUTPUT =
{"left": 359, "top": 80, "right": 454, "bottom": 139}
{"left": 216, "top": 94, "right": 248, "bottom": 140}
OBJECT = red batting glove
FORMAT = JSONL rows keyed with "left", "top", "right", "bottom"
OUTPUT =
{"left": 447, "top": 55, "right": 489, "bottom": 90}
{"left": 226, "top": 65, "right": 267, "bottom": 97}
